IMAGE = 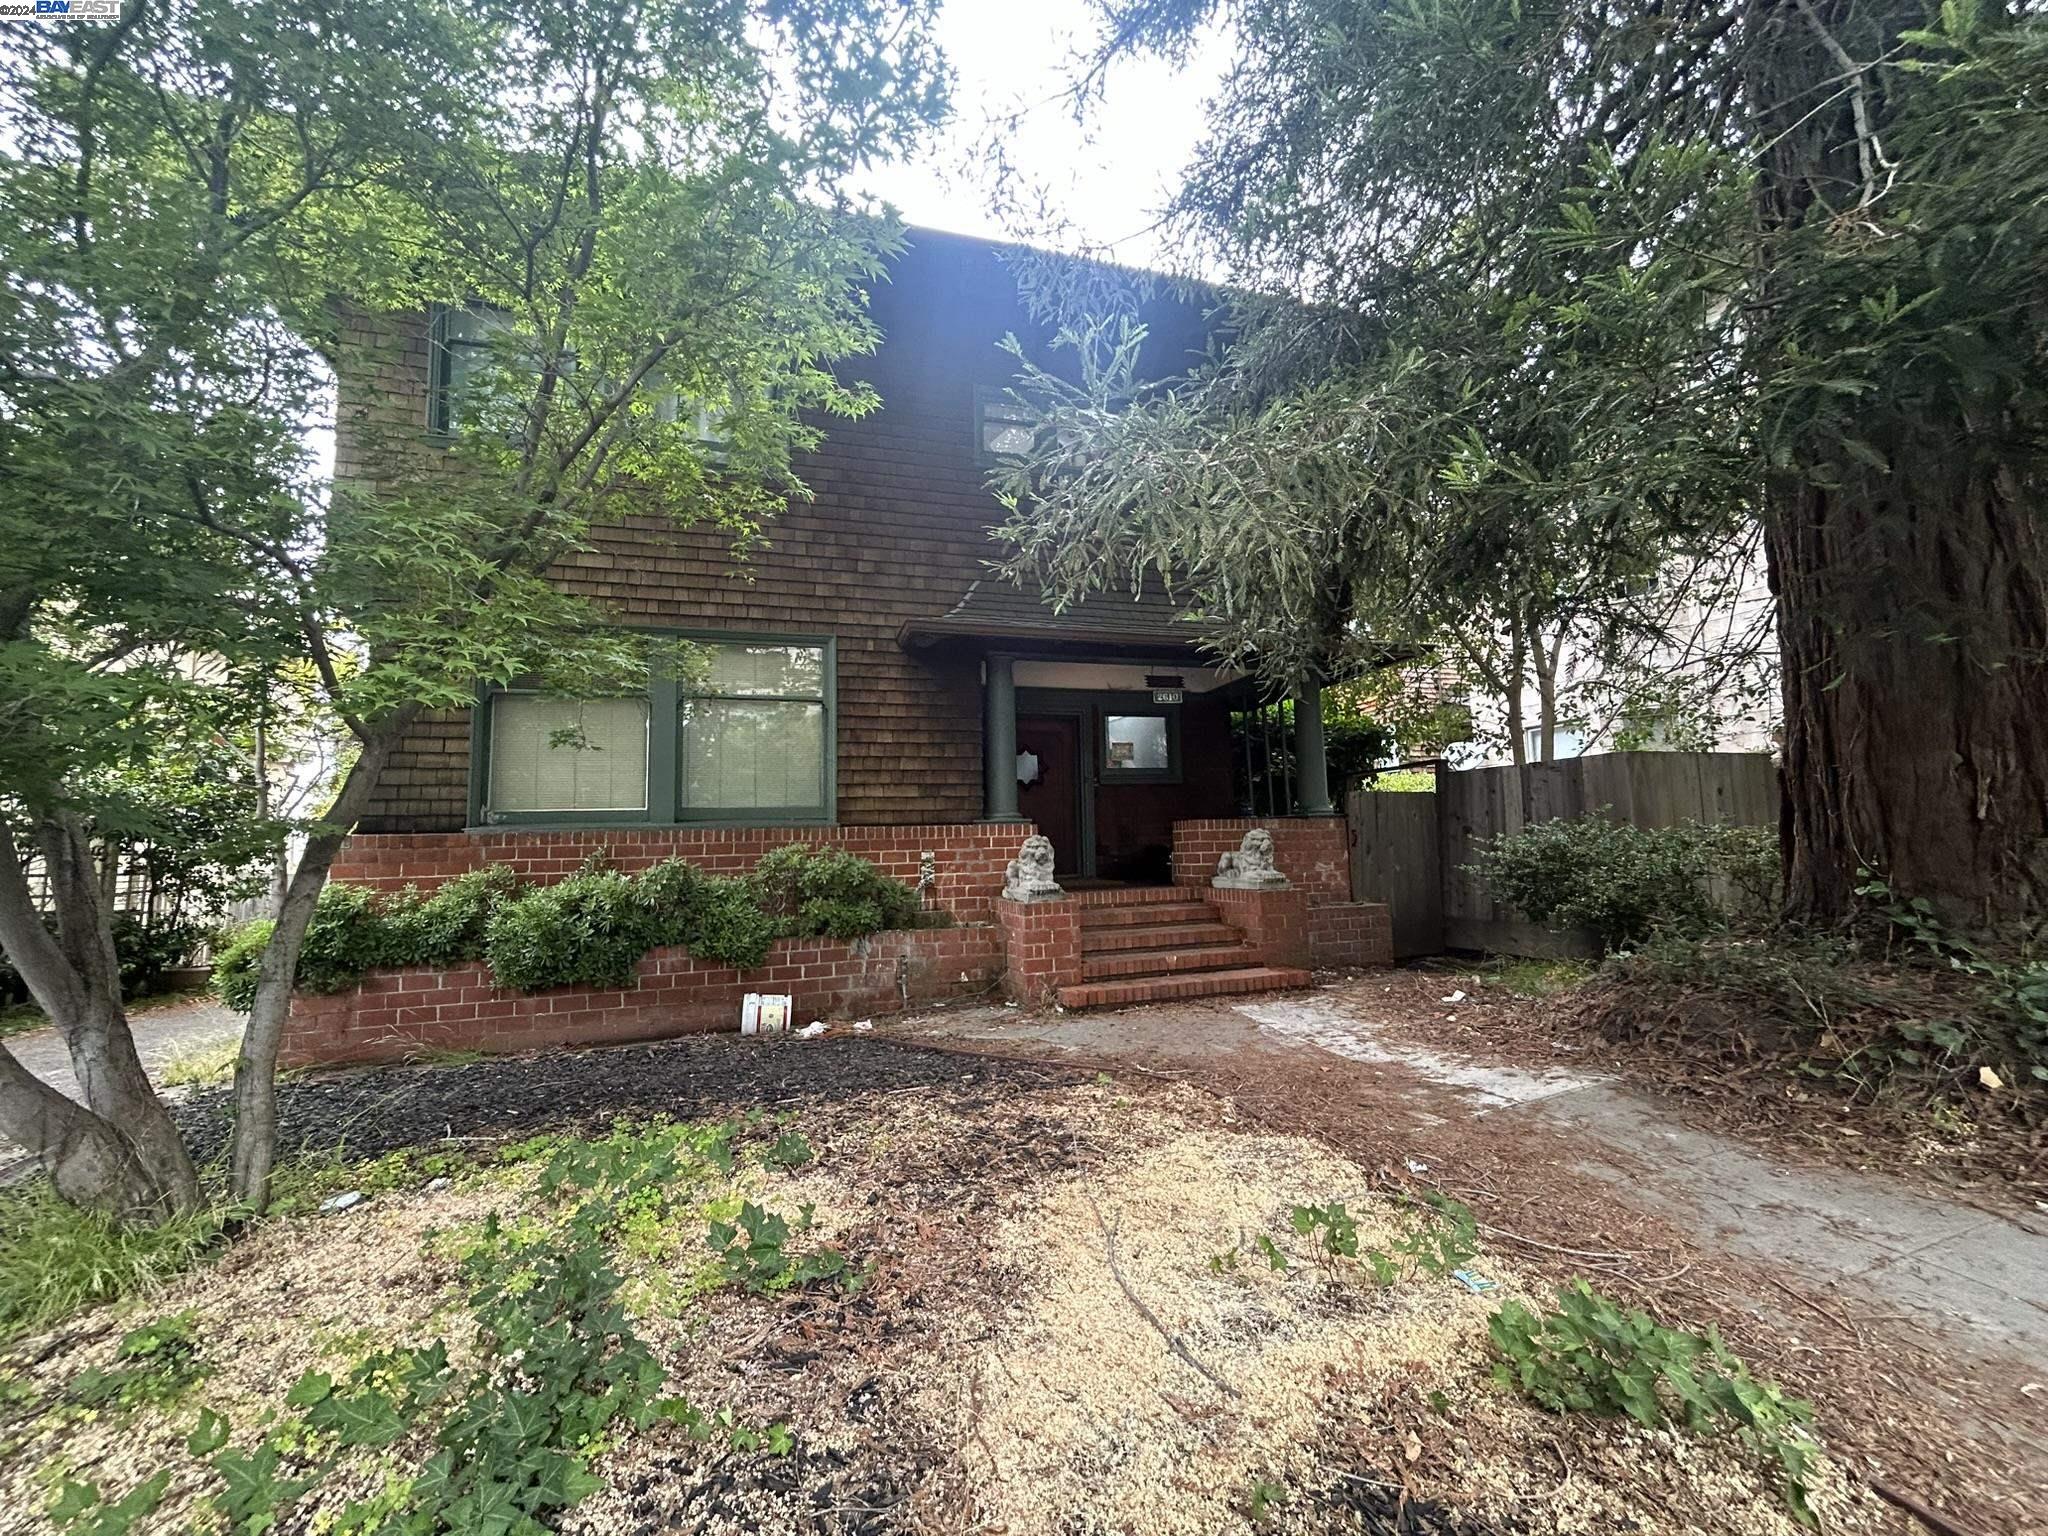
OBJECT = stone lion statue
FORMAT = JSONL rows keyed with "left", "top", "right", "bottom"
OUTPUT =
{"left": 1003, "top": 834, "right": 1063, "bottom": 902}
{"left": 1213, "top": 828, "right": 1290, "bottom": 890}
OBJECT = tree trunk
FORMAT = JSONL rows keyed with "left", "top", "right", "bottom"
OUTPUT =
{"left": 229, "top": 715, "right": 413, "bottom": 1209}
{"left": 1766, "top": 473, "right": 2048, "bottom": 925}
{"left": 0, "top": 818, "right": 201, "bottom": 1218}
{"left": 1751, "top": 0, "right": 2048, "bottom": 926}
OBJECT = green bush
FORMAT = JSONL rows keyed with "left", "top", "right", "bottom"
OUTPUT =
{"left": 484, "top": 867, "right": 663, "bottom": 991}
{"left": 1477, "top": 815, "right": 1777, "bottom": 951}
{"left": 753, "top": 844, "right": 922, "bottom": 940}
{"left": 214, "top": 846, "right": 918, "bottom": 1000}
{"left": 209, "top": 920, "right": 273, "bottom": 1013}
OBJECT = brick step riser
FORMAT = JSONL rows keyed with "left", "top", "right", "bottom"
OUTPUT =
{"left": 1077, "top": 902, "right": 1220, "bottom": 930}
{"left": 1057, "top": 966, "right": 1313, "bottom": 1010}
{"left": 1081, "top": 922, "right": 1242, "bottom": 954}
{"left": 1068, "top": 885, "right": 1208, "bottom": 907}
{"left": 1081, "top": 946, "right": 1260, "bottom": 981}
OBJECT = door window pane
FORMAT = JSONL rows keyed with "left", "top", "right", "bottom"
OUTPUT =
{"left": 1104, "top": 713, "right": 1170, "bottom": 773}
{"left": 682, "top": 699, "right": 826, "bottom": 809}
{"left": 490, "top": 696, "right": 648, "bottom": 812}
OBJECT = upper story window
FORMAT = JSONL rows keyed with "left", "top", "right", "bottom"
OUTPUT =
{"left": 974, "top": 384, "right": 1035, "bottom": 461}
{"left": 429, "top": 305, "right": 524, "bottom": 435}
{"left": 474, "top": 634, "right": 835, "bottom": 825}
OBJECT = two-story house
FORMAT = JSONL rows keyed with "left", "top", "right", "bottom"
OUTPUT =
{"left": 294, "top": 229, "right": 1389, "bottom": 1062}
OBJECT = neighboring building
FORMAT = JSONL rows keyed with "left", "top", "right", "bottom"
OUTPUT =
{"left": 303, "top": 229, "right": 1390, "bottom": 1057}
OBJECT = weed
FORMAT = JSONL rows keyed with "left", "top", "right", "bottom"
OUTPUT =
{"left": 1490, "top": 1280, "right": 1819, "bottom": 1524}
{"left": 159, "top": 1037, "right": 239, "bottom": 1089}
{"left": 1208, "top": 1247, "right": 1240, "bottom": 1274}
{"left": 69, "top": 1313, "right": 209, "bottom": 1413}
{"left": 0, "top": 1183, "right": 225, "bottom": 1343}
{"left": 706, "top": 1201, "right": 852, "bottom": 1293}
{"left": 1253, "top": 1234, "right": 1291, "bottom": 1272}
{"left": 1246, "top": 1477, "right": 1287, "bottom": 1524}
{"left": 1285, "top": 1194, "right": 1479, "bottom": 1287}
{"left": 760, "top": 1129, "right": 813, "bottom": 1170}
{"left": 47, "top": 1471, "right": 169, "bottom": 1536}
{"left": 1486, "top": 957, "right": 1594, "bottom": 999}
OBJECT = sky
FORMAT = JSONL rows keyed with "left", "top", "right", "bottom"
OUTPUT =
{"left": 855, "top": 0, "right": 1230, "bottom": 268}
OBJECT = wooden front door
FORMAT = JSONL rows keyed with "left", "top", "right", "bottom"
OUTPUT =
{"left": 1016, "top": 714, "right": 1084, "bottom": 877}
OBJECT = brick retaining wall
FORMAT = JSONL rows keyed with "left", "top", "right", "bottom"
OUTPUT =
{"left": 329, "top": 822, "right": 1032, "bottom": 925}
{"left": 1171, "top": 818, "right": 1391, "bottom": 968}
{"left": 281, "top": 924, "right": 1002, "bottom": 1068}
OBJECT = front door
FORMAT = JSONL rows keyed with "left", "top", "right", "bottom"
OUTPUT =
{"left": 1016, "top": 714, "right": 1084, "bottom": 878}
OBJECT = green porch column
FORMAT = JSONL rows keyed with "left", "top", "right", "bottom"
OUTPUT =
{"left": 984, "top": 652, "right": 1025, "bottom": 821}
{"left": 1294, "top": 681, "right": 1336, "bottom": 815}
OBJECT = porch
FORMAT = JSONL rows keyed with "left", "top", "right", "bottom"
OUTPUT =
{"left": 898, "top": 579, "right": 1339, "bottom": 884}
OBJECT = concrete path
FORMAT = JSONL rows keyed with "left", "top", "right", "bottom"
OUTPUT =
{"left": 3, "top": 994, "right": 244, "bottom": 1102}
{"left": 897, "top": 984, "right": 2048, "bottom": 1376}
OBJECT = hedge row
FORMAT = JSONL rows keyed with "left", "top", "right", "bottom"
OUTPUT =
{"left": 213, "top": 845, "right": 934, "bottom": 1009}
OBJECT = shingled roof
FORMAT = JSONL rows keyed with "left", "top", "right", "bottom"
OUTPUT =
{"left": 897, "top": 577, "right": 1217, "bottom": 653}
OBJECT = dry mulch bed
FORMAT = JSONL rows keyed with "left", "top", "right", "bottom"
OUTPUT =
{"left": 4, "top": 1032, "right": 1978, "bottom": 1536}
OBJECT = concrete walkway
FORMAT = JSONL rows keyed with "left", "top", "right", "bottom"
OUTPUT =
{"left": 3, "top": 994, "right": 244, "bottom": 1103}
{"left": 896, "top": 984, "right": 2048, "bottom": 1376}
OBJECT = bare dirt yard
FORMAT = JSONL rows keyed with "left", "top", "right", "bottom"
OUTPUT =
{"left": 2, "top": 969, "right": 2042, "bottom": 1536}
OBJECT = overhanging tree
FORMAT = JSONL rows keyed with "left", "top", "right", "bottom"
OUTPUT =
{"left": 0, "top": 0, "right": 947, "bottom": 1218}
{"left": 997, "top": 0, "right": 2047, "bottom": 924}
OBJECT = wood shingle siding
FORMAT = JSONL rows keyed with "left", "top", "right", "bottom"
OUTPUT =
{"left": 347, "top": 230, "right": 1209, "bottom": 833}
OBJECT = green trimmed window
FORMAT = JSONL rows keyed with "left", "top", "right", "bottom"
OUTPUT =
{"left": 474, "top": 636, "right": 835, "bottom": 825}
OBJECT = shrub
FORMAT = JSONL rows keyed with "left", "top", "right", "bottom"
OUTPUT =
{"left": 484, "top": 867, "right": 663, "bottom": 991}
{"left": 1477, "top": 815, "right": 1777, "bottom": 951}
{"left": 212, "top": 845, "right": 919, "bottom": 999}
{"left": 209, "top": 919, "right": 273, "bottom": 1012}
{"left": 752, "top": 844, "right": 921, "bottom": 939}
{"left": 668, "top": 875, "right": 782, "bottom": 970}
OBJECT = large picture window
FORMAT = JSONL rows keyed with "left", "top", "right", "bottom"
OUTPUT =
{"left": 474, "top": 634, "right": 834, "bottom": 825}
{"left": 488, "top": 695, "right": 650, "bottom": 814}
{"left": 681, "top": 643, "right": 828, "bottom": 813}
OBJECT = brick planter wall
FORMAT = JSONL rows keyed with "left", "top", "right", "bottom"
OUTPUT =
{"left": 1170, "top": 817, "right": 1351, "bottom": 901}
{"left": 1208, "top": 886, "right": 1312, "bottom": 971}
{"left": 1308, "top": 902, "right": 1394, "bottom": 968}
{"left": 329, "top": 823, "right": 1034, "bottom": 925}
{"left": 281, "top": 924, "right": 1002, "bottom": 1068}
{"left": 997, "top": 896, "right": 1082, "bottom": 1005}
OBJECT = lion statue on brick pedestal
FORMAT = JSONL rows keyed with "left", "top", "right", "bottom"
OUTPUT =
{"left": 1003, "top": 834, "right": 1064, "bottom": 902}
{"left": 1212, "top": 828, "right": 1290, "bottom": 890}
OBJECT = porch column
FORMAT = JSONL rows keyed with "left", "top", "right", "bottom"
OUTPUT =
{"left": 984, "top": 652, "right": 1025, "bottom": 821}
{"left": 1294, "top": 681, "right": 1336, "bottom": 815}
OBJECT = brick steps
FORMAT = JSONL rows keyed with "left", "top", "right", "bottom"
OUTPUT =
{"left": 1056, "top": 884, "right": 1310, "bottom": 1009}
{"left": 1081, "top": 943, "right": 1261, "bottom": 981}
{"left": 1082, "top": 920, "right": 1241, "bottom": 953}
{"left": 1058, "top": 965, "right": 1313, "bottom": 1010}
{"left": 1076, "top": 900, "right": 1217, "bottom": 929}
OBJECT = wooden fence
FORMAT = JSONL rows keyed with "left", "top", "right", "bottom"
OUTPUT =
{"left": 1346, "top": 751, "right": 1777, "bottom": 957}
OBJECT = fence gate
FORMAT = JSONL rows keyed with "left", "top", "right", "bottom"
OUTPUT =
{"left": 1345, "top": 786, "right": 1443, "bottom": 957}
